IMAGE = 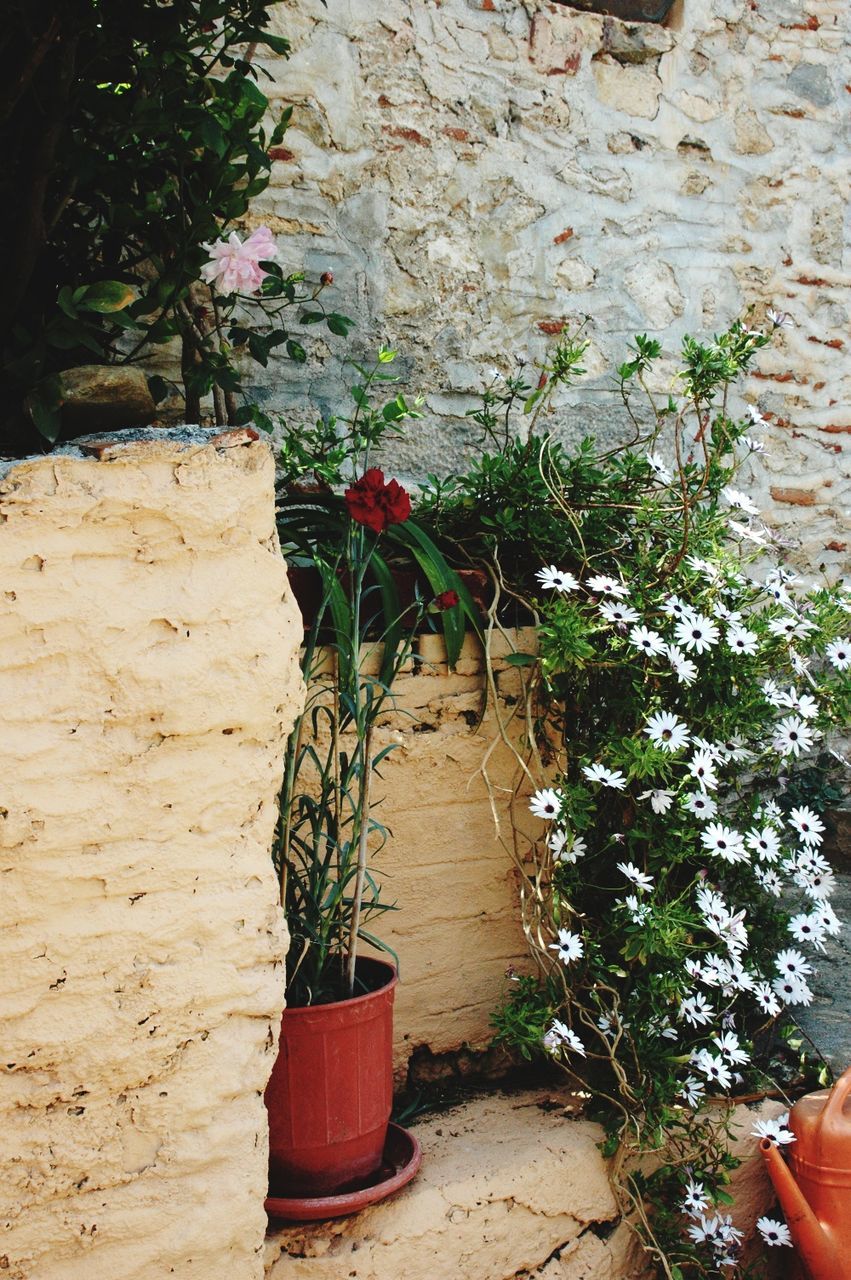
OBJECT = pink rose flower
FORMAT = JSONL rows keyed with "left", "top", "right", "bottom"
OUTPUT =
{"left": 201, "top": 226, "right": 278, "bottom": 295}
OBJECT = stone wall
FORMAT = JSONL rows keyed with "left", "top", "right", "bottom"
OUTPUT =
{"left": 227, "top": 0, "right": 850, "bottom": 574}
{"left": 0, "top": 430, "right": 303, "bottom": 1280}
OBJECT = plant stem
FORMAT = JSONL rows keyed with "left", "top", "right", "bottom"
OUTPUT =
{"left": 345, "top": 719, "right": 374, "bottom": 996}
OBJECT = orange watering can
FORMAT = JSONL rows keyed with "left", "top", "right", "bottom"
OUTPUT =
{"left": 760, "top": 1065, "right": 851, "bottom": 1280}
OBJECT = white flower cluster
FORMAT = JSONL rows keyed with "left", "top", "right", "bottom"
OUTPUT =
{"left": 527, "top": 553, "right": 850, "bottom": 1258}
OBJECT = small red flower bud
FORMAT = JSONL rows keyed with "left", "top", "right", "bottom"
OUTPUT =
{"left": 320, "top": 271, "right": 334, "bottom": 286}
{"left": 433, "top": 589, "right": 460, "bottom": 611}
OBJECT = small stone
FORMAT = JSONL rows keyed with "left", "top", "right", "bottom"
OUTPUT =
{"left": 592, "top": 57, "right": 662, "bottom": 119}
{"left": 624, "top": 260, "right": 685, "bottom": 328}
{"left": 732, "top": 106, "right": 774, "bottom": 155}
{"left": 678, "top": 90, "right": 721, "bottom": 123}
{"left": 786, "top": 63, "right": 834, "bottom": 107}
{"left": 57, "top": 366, "right": 157, "bottom": 434}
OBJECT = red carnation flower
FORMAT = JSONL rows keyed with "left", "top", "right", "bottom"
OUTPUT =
{"left": 344, "top": 468, "right": 411, "bottom": 534}
{"left": 433, "top": 589, "right": 460, "bottom": 611}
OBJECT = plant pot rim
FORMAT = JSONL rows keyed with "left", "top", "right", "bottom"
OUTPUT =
{"left": 284, "top": 956, "right": 397, "bottom": 1017}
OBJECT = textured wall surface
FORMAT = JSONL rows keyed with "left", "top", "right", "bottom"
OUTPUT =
{"left": 298, "top": 630, "right": 533, "bottom": 1080}
{"left": 231, "top": 0, "right": 850, "bottom": 573}
{"left": 0, "top": 429, "right": 303, "bottom": 1280}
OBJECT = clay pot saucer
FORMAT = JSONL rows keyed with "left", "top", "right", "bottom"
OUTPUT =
{"left": 265, "top": 1123, "right": 422, "bottom": 1222}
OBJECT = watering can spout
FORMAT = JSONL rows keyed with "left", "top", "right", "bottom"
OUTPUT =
{"left": 760, "top": 1138, "right": 837, "bottom": 1280}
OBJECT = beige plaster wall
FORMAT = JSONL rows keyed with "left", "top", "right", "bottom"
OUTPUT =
{"left": 306, "top": 630, "right": 535, "bottom": 1079}
{"left": 0, "top": 429, "right": 303, "bottom": 1280}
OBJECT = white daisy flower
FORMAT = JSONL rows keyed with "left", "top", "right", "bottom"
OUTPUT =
{"left": 722, "top": 486, "right": 760, "bottom": 516}
{"left": 788, "top": 806, "right": 825, "bottom": 846}
{"left": 773, "top": 715, "right": 815, "bottom": 758}
{"left": 788, "top": 913, "right": 828, "bottom": 948}
{"left": 646, "top": 452, "right": 673, "bottom": 484}
{"left": 586, "top": 574, "right": 629, "bottom": 599}
{"left": 772, "top": 974, "right": 814, "bottom": 1006}
{"left": 790, "top": 649, "right": 811, "bottom": 677}
{"left": 661, "top": 594, "right": 691, "bottom": 621}
{"left": 782, "top": 690, "right": 819, "bottom": 720}
{"left": 753, "top": 982, "right": 781, "bottom": 1017}
{"left": 712, "top": 601, "right": 743, "bottom": 624}
{"left": 629, "top": 624, "right": 667, "bottom": 657}
{"left": 688, "top": 749, "right": 719, "bottom": 792}
{"left": 598, "top": 600, "right": 640, "bottom": 625}
{"left": 757, "top": 1217, "right": 792, "bottom": 1248}
{"left": 679, "top": 992, "right": 714, "bottom": 1026}
{"left": 644, "top": 711, "right": 690, "bottom": 753}
{"left": 775, "top": 948, "right": 813, "bottom": 980}
{"left": 687, "top": 1216, "right": 721, "bottom": 1245}
{"left": 582, "top": 763, "right": 626, "bottom": 790}
{"left": 683, "top": 792, "right": 718, "bottom": 821}
{"left": 812, "top": 901, "right": 841, "bottom": 937}
{"left": 701, "top": 823, "right": 748, "bottom": 864}
{"left": 548, "top": 829, "right": 587, "bottom": 863}
{"left": 745, "top": 403, "right": 766, "bottom": 426}
{"left": 623, "top": 893, "right": 651, "bottom": 924}
{"left": 679, "top": 1075, "right": 705, "bottom": 1107}
{"left": 542, "top": 1018, "right": 571, "bottom": 1053}
{"left": 682, "top": 1179, "right": 710, "bottom": 1217}
{"left": 826, "top": 637, "right": 851, "bottom": 670}
{"left": 665, "top": 643, "right": 698, "bottom": 685}
{"left": 746, "top": 827, "right": 782, "bottom": 862}
{"left": 535, "top": 565, "right": 580, "bottom": 593}
{"left": 675, "top": 613, "right": 720, "bottom": 655}
{"left": 617, "top": 861, "right": 654, "bottom": 891}
{"left": 767, "top": 308, "right": 794, "bottom": 329}
{"left": 726, "top": 625, "right": 759, "bottom": 656}
{"left": 753, "top": 1117, "right": 795, "bottom": 1147}
{"left": 759, "top": 798, "right": 783, "bottom": 824}
{"left": 694, "top": 1050, "right": 733, "bottom": 1090}
{"left": 529, "top": 788, "right": 563, "bottom": 820}
{"left": 639, "top": 788, "right": 675, "bottom": 814}
{"left": 549, "top": 928, "right": 584, "bottom": 965}
{"left": 755, "top": 867, "right": 782, "bottom": 897}
{"left": 761, "top": 677, "right": 784, "bottom": 707}
{"left": 685, "top": 555, "right": 721, "bottom": 583}
{"left": 713, "top": 1031, "right": 749, "bottom": 1065}
{"left": 742, "top": 436, "right": 766, "bottom": 454}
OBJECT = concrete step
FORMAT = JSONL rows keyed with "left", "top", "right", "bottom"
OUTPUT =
{"left": 264, "top": 1089, "right": 779, "bottom": 1280}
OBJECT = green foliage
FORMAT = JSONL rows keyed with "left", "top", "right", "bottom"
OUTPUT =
{"left": 433, "top": 319, "right": 851, "bottom": 1276}
{"left": 0, "top": 0, "right": 335, "bottom": 450}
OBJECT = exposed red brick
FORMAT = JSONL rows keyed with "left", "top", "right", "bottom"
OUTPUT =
{"left": 443, "top": 126, "right": 470, "bottom": 141}
{"left": 783, "top": 256, "right": 793, "bottom": 266}
{"left": 808, "top": 337, "right": 844, "bottom": 350}
{"left": 824, "top": 541, "right": 848, "bottom": 552}
{"left": 268, "top": 146, "right": 295, "bottom": 162}
{"left": 796, "top": 275, "right": 829, "bottom": 286}
{"left": 377, "top": 94, "right": 393, "bottom": 108}
{"left": 482, "top": 0, "right": 495, "bottom": 9}
{"left": 781, "top": 109, "right": 806, "bottom": 118}
{"left": 553, "top": 228, "right": 574, "bottom": 245}
{"left": 210, "top": 428, "right": 259, "bottom": 447}
{"left": 538, "top": 319, "right": 565, "bottom": 335}
{"left": 820, "top": 442, "right": 842, "bottom": 453}
{"left": 548, "top": 53, "right": 580, "bottom": 75}
{"left": 751, "top": 370, "right": 799, "bottom": 383}
{"left": 820, "top": 424, "right": 851, "bottom": 434}
{"left": 813, "top": 381, "right": 826, "bottom": 390}
{"left": 770, "top": 487, "right": 817, "bottom": 506}
{"left": 382, "top": 125, "right": 430, "bottom": 147}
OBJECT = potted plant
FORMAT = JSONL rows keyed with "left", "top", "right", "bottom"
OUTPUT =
{"left": 265, "top": 351, "right": 474, "bottom": 1203}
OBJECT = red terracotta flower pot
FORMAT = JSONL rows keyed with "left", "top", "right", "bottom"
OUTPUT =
{"left": 265, "top": 957, "right": 397, "bottom": 1197}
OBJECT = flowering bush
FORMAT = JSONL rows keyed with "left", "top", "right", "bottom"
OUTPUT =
{"left": 446, "top": 319, "right": 851, "bottom": 1275}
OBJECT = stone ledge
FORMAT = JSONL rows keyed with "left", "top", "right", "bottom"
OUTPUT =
{"left": 264, "top": 1091, "right": 782, "bottom": 1280}
{"left": 264, "top": 1091, "right": 640, "bottom": 1280}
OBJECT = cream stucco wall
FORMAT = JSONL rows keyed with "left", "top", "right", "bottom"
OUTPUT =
{"left": 0, "top": 429, "right": 303, "bottom": 1280}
